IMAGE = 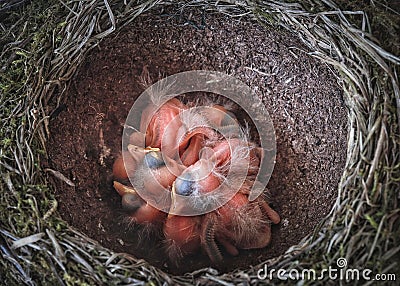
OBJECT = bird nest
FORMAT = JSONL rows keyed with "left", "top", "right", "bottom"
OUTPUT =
{"left": 1, "top": 0, "right": 399, "bottom": 285}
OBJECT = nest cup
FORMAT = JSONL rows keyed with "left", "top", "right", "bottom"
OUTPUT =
{"left": 1, "top": 1, "right": 399, "bottom": 285}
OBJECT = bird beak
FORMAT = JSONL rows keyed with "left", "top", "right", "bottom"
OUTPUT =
{"left": 169, "top": 182, "right": 177, "bottom": 217}
{"left": 170, "top": 181, "right": 189, "bottom": 215}
{"left": 113, "top": 181, "right": 137, "bottom": 196}
{"left": 144, "top": 146, "right": 160, "bottom": 153}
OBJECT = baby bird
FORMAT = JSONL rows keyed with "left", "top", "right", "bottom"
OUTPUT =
{"left": 141, "top": 98, "right": 187, "bottom": 158}
{"left": 201, "top": 191, "right": 280, "bottom": 263}
{"left": 113, "top": 145, "right": 185, "bottom": 225}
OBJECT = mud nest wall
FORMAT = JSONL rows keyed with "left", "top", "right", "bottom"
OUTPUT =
{"left": 44, "top": 9, "right": 348, "bottom": 274}
{"left": 1, "top": 1, "right": 399, "bottom": 285}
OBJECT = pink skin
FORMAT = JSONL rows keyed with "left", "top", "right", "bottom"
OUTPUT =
{"left": 179, "top": 133, "right": 205, "bottom": 167}
{"left": 142, "top": 156, "right": 185, "bottom": 198}
{"left": 200, "top": 192, "right": 280, "bottom": 263}
{"left": 210, "top": 138, "right": 263, "bottom": 176}
{"left": 129, "top": 203, "right": 166, "bottom": 224}
{"left": 129, "top": 132, "right": 145, "bottom": 146}
{"left": 203, "top": 104, "right": 237, "bottom": 127}
{"left": 113, "top": 147, "right": 185, "bottom": 225}
{"left": 213, "top": 193, "right": 249, "bottom": 256}
{"left": 176, "top": 126, "right": 216, "bottom": 167}
{"left": 112, "top": 151, "right": 137, "bottom": 180}
{"left": 217, "top": 192, "right": 248, "bottom": 224}
{"left": 180, "top": 158, "right": 221, "bottom": 195}
{"left": 140, "top": 98, "right": 187, "bottom": 151}
{"left": 206, "top": 105, "right": 228, "bottom": 126}
{"left": 164, "top": 215, "right": 201, "bottom": 257}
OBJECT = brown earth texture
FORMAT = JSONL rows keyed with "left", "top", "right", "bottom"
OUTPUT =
{"left": 43, "top": 6, "right": 348, "bottom": 275}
